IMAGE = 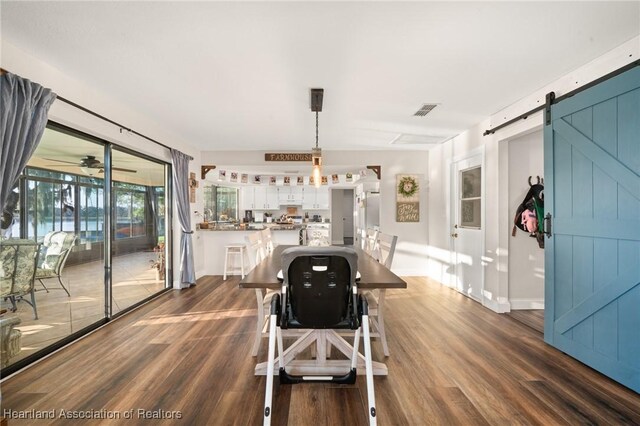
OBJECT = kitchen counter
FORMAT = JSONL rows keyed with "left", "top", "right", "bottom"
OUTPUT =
{"left": 196, "top": 226, "right": 303, "bottom": 275}
{"left": 197, "top": 223, "right": 327, "bottom": 232}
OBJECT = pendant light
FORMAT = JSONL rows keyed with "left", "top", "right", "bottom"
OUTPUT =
{"left": 310, "top": 88, "right": 324, "bottom": 188}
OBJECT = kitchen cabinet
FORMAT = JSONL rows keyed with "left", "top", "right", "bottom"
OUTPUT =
{"left": 241, "top": 187, "right": 279, "bottom": 210}
{"left": 278, "top": 187, "right": 303, "bottom": 204}
{"left": 303, "top": 187, "right": 330, "bottom": 210}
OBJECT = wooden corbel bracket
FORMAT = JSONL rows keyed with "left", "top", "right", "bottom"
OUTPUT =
{"left": 201, "top": 165, "right": 216, "bottom": 180}
{"left": 367, "top": 165, "right": 381, "bottom": 180}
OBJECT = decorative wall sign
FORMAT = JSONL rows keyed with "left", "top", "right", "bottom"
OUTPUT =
{"left": 189, "top": 172, "right": 198, "bottom": 203}
{"left": 396, "top": 174, "right": 420, "bottom": 222}
{"left": 265, "top": 153, "right": 312, "bottom": 162}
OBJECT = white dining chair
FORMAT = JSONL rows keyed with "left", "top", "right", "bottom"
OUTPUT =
{"left": 245, "top": 231, "right": 276, "bottom": 356}
{"left": 366, "top": 232, "right": 397, "bottom": 357}
{"left": 365, "top": 228, "right": 379, "bottom": 258}
{"left": 260, "top": 228, "right": 277, "bottom": 255}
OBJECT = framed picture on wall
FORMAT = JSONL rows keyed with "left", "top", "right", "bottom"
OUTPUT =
{"left": 396, "top": 174, "right": 420, "bottom": 222}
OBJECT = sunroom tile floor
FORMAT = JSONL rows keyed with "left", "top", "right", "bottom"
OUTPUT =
{"left": 2, "top": 252, "right": 166, "bottom": 366}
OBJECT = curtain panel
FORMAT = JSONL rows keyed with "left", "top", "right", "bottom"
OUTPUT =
{"left": 1, "top": 72, "right": 57, "bottom": 214}
{"left": 170, "top": 149, "right": 196, "bottom": 287}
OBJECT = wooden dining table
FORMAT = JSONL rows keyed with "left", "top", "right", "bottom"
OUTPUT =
{"left": 239, "top": 245, "right": 407, "bottom": 376}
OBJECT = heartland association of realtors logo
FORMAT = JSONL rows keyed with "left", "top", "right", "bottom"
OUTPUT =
{"left": 265, "top": 153, "right": 312, "bottom": 162}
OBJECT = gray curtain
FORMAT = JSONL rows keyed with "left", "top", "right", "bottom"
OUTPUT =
{"left": 1, "top": 72, "right": 57, "bottom": 211}
{"left": 170, "top": 149, "right": 195, "bottom": 287}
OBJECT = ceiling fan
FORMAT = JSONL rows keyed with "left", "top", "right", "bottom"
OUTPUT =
{"left": 43, "top": 155, "right": 137, "bottom": 174}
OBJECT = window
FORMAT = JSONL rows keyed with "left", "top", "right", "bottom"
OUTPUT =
{"left": 79, "top": 185, "right": 104, "bottom": 242}
{"left": 460, "top": 166, "right": 481, "bottom": 229}
{"left": 24, "top": 170, "right": 76, "bottom": 241}
{"left": 114, "top": 182, "right": 146, "bottom": 239}
{"left": 203, "top": 185, "right": 238, "bottom": 222}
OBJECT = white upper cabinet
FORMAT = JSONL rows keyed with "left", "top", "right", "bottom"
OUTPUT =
{"left": 240, "top": 187, "right": 254, "bottom": 210}
{"left": 241, "top": 187, "right": 279, "bottom": 210}
{"left": 303, "top": 187, "right": 330, "bottom": 210}
{"left": 278, "top": 186, "right": 303, "bottom": 204}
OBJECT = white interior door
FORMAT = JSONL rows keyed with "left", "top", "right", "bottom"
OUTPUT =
{"left": 451, "top": 154, "right": 484, "bottom": 302}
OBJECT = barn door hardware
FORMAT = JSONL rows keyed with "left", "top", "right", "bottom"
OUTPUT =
{"left": 543, "top": 213, "right": 552, "bottom": 238}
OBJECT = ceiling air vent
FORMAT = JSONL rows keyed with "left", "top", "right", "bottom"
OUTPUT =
{"left": 413, "top": 103, "right": 438, "bottom": 117}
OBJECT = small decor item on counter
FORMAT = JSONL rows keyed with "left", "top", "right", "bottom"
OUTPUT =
{"left": 297, "top": 176, "right": 304, "bottom": 185}
{"left": 264, "top": 212, "right": 273, "bottom": 223}
{"left": 230, "top": 172, "right": 238, "bottom": 183}
{"left": 241, "top": 173, "right": 248, "bottom": 184}
{"left": 332, "top": 174, "right": 339, "bottom": 184}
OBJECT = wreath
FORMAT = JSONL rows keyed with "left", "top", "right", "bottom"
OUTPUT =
{"left": 398, "top": 176, "right": 419, "bottom": 198}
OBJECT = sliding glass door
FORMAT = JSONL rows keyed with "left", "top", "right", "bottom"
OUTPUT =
{"left": 0, "top": 123, "right": 171, "bottom": 374}
{"left": 111, "top": 148, "right": 169, "bottom": 314}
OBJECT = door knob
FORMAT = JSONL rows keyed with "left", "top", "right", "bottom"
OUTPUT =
{"left": 451, "top": 233, "right": 458, "bottom": 238}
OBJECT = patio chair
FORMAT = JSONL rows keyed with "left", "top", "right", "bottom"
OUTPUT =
{"left": 263, "top": 246, "right": 377, "bottom": 425}
{"left": 0, "top": 315, "right": 22, "bottom": 367}
{"left": 35, "top": 231, "right": 76, "bottom": 297}
{"left": 0, "top": 239, "right": 40, "bottom": 319}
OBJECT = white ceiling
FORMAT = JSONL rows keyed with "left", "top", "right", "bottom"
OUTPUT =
{"left": 2, "top": 2, "right": 639, "bottom": 152}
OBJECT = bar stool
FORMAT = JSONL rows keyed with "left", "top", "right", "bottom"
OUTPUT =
{"left": 223, "top": 245, "right": 247, "bottom": 280}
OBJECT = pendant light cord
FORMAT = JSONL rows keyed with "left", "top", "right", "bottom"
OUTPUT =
{"left": 315, "top": 111, "right": 319, "bottom": 148}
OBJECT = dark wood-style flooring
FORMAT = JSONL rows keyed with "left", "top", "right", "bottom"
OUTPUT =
{"left": 2, "top": 276, "right": 639, "bottom": 425}
{"left": 506, "top": 309, "right": 545, "bottom": 334}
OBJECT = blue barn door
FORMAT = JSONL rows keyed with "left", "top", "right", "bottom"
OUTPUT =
{"left": 544, "top": 66, "right": 640, "bottom": 393}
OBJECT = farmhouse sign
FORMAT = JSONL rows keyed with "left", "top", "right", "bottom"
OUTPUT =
{"left": 265, "top": 153, "right": 312, "bottom": 162}
{"left": 396, "top": 174, "right": 420, "bottom": 222}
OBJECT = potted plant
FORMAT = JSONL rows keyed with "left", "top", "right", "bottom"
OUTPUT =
{"left": 150, "top": 242, "right": 165, "bottom": 281}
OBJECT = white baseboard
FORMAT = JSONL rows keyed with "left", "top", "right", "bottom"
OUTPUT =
{"left": 196, "top": 269, "right": 206, "bottom": 280}
{"left": 510, "top": 299, "right": 545, "bottom": 310}
{"left": 483, "top": 296, "right": 511, "bottom": 313}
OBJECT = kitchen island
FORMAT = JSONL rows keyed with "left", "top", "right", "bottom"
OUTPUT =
{"left": 196, "top": 224, "right": 303, "bottom": 276}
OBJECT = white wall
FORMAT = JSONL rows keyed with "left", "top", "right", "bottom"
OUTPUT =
{"left": 331, "top": 189, "right": 344, "bottom": 244}
{"left": 508, "top": 131, "right": 545, "bottom": 309}
{"left": 1, "top": 41, "right": 204, "bottom": 288}
{"left": 203, "top": 150, "right": 430, "bottom": 275}
{"left": 427, "top": 36, "right": 640, "bottom": 312}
